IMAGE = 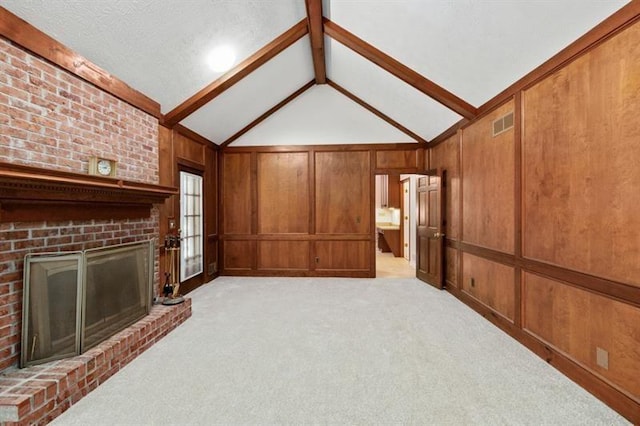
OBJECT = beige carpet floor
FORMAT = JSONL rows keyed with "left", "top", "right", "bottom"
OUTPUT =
{"left": 52, "top": 277, "right": 629, "bottom": 425}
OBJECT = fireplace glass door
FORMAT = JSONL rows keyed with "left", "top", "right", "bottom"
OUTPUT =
{"left": 83, "top": 242, "right": 152, "bottom": 350}
{"left": 22, "top": 253, "right": 83, "bottom": 366}
{"left": 22, "top": 241, "right": 153, "bottom": 367}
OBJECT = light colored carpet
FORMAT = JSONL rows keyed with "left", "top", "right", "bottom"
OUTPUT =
{"left": 52, "top": 277, "right": 629, "bottom": 425}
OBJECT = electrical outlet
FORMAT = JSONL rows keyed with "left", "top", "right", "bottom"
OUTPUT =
{"left": 596, "top": 347, "right": 609, "bottom": 369}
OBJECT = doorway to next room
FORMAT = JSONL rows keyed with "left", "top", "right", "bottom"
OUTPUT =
{"left": 374, "top": 174, "right": 420, "bottom": 278}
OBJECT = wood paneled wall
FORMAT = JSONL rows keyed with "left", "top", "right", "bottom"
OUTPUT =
{"left": 220, "top": 144, "right": 421, "bottom": 277}
{"left": 429, "top": 20, "right": 640, "bottom": 422}
{"left": 522, "top": 22, "right": 640, "bottom": 287}
{"left": 158, "top": 126, "right": 219, "bottom": 293}
{"left": 461, "top": 253, "right": 515, "bottom": 322}
{"left": 462, "top": 101, "right": 515, "bottom": 254}
{"left": 258, "top": 152, "right": 309, "bottom": 234}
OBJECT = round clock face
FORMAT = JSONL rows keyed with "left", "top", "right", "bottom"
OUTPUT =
{"left": 97, "top": 159, "right": 112, "bottom": 176}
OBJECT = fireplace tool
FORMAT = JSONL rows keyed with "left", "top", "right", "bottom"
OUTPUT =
{"left": 162, "top": 232, "right": 184, "bottom": 305}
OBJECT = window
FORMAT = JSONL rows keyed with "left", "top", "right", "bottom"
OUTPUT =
{"left": 180, "top": 171, "right": 203, "bottom": 282}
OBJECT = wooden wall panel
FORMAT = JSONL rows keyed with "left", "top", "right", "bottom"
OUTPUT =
{"left": 425, "top": 17, "right": 640, "bottom": 421}
{"left": 429, "top": 134, "right": 459, "bottom": 240}
{"left": 158, "top": 126, "right": 175, "bottom": 222}
{"left": 220, "top": 145, "right": 421, "bottom": 277}
{"left": 158, "top": 126, "right": 174, "bottom": 187}
{"left": 462, "top": 253, "right": 515, "bottom": 321}
{"left": 174, "top": 132, "right": 205, "bottom": 165}
{"left": 523, "top": 272, "right": 640, "bottom": 401}
{"left": 257, "top": 152, "right": 309, "bottom": 234}
{"left": 315, "top": 241, "right": 370, "bottom": 271}
{"left": 445, "top": 246, "right": 458, "bottom": 288}
{"left": 158, "top": 126, "right": 218, "bottom": 292}
{"left": 205, "top": 147, "right": 218, "bottom": 276}
{"left": 222, "top": 153, "right": 252, "bottom": 235}
{"left": 315, "top": 151, "right": 370, "bottom": 234}
{"left": 258, "top": 241, "right": 309, "bottom": 270}
{"left": 522, "top": 23, "right": 640, "bottom": 287}
{"left": 462, "top": 100, "right": 514, "bottom": 253}
{"left": 205, "top": 148, "right": 218, "bottom": 236}
{"left": 375, "top": 149, "right": 417, "bottom": 170}
{"left": 224, "top": 240, "right": 254, "bottom": 270}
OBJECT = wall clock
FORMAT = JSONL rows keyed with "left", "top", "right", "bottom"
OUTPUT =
{"left": 88, "top": 156, "right": 117, "bottom": 178}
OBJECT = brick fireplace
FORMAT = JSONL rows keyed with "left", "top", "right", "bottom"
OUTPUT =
{"left": 0, "top": 36, "right": 190, "bottom": 423}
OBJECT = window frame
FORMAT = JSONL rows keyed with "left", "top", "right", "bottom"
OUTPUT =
{"left": 179, "top": 169, "right": 204, "bottom": 282}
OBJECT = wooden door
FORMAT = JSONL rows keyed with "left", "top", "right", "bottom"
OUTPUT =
{"left": 416, "top": 170, "right": 444, "bottom": 288}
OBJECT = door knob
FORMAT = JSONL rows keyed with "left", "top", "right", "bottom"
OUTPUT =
{"left": 433, "top": 232, "right": 445, "bottom": 238}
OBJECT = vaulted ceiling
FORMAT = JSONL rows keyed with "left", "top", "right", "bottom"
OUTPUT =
{"left": 1, "top": 0, "right": 629, "bottom": 146}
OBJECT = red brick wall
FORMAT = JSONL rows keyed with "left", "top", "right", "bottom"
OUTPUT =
{"left": 0, "top": 37, "right": 161, "bottom": 372}
{"left": 0, "top": 37, "right": 158, "bottom": 183}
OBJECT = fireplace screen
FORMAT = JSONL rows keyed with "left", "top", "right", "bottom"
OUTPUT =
{"left": 22, "top": 241, "right": 153, "bottom": 367}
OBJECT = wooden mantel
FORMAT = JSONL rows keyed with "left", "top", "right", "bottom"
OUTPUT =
{"left": 0, "top": 162, "right": 178, "bottom": 222}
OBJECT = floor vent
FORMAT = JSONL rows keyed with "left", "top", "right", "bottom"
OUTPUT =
{"left": 492, "top": 111, "right": 514, "bottom": 137}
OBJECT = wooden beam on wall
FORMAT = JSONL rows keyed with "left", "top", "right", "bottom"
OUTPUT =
{"left": 305, "top": 0, "right": 326, "bottom": 84}
{"left": 173, "top": 124, "right": 218, "bottom": 149}
{"left": 0, "top": 7, "right": 161, "bottom": 118}
{"left": 428, "top": 2, "right": 640, "bottom": 145}
{"left": 164, "top": 19, "right": 309, "bottom": 126}
{"left": 324, "top": 18, "right": 477, "bottom": 119}
{"left": 221, "top": 80, "right": 315, "bottom": 147}
{"left": 478, "top": 1, "right": 640, "bottom": 115}
{"left": 428, "top": 118, "right": 469, "bottom": 147}
{"left": 327, "top": 79, "right": 427, "bottom": 144}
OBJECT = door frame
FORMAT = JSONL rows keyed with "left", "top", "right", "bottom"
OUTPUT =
{"left": 400, "top": 177, "right": 411, "bottom": 261}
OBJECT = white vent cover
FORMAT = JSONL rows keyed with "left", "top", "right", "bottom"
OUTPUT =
{"left": 492, "top": 111, "right": 514, "bottom": 137}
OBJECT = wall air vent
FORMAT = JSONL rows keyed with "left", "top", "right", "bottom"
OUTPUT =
{"left": 492, "top": 111, "right": 514, "bottom": 137}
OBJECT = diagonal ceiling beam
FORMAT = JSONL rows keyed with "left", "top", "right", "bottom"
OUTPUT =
{"left": 221, "top": 80, "right": 315, "bottom": 147}
{"left": 324, "top": 18, "right": 477, "bottom": 119}
{"left": 305, "top": 0, "right": 326, "bottom": 84}
{"left": 327, "top": 79, "right": 427, "bottom": 144}
{"left": 164, "top": 19, "right": 309, "bottom": 126}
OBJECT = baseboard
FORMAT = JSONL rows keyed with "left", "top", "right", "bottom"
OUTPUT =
{"left": 446, "top": 285, "right": 640, "bottom": 424}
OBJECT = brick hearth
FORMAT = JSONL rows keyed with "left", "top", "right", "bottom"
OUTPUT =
{"left": 0, "top": 299, "right": 191, "bottom": 425}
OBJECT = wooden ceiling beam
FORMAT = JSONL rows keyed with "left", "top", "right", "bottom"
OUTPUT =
{"left": 221, "top": 80, "right": 315, "bottom": 147}
{"left": 305, "top": 0, "right": 326, "bottom": 83}
{"left": 163, "top": 19, "right": 308, "bottom": 126}
{"left": 324, "top": 18, "right": 477, "bottom": 119}
{"left": 0, "top": 7, "right": 161, "bottom": 118}
{"left": 327, "top": 79, "right": 427, "bottom": 144}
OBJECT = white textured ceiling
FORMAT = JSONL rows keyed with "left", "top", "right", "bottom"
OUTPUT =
{"left": 231, "top": 85, "right": 415, "bottom": 146}
{"left": 181, "top": 36, "right": 314, "bottom": 144}
{"left": 326, "top": 36, "right": 462, "bottom": 141}
{"left": 0, "top": 0, "right": 630, "bottom": 145}
{"left": 0, "top": 0, "right": 306, "bottom": 112}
